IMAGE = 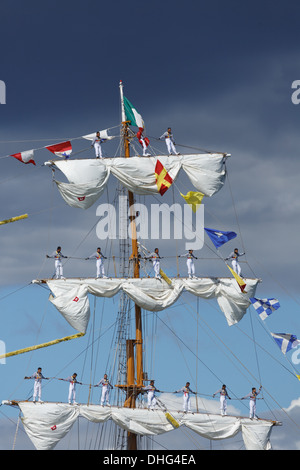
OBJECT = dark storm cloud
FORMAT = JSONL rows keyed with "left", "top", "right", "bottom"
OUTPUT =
{"left": 1, "top": 0, "right": 300, "bottom": 293}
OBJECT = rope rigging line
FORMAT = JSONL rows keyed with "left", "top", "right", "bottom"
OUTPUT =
{"left": 0, "top": 124, "right": 122, "bottom": 159}
{"left": 147, "top": 133, "right": 227, "bottom": 155}
{"left": 159, "top": 288, "right": 297, "bottom": 425}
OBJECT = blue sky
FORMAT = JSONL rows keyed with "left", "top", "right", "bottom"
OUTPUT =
{"left": 1, "top": 0, "right": 300, "bottom": 450}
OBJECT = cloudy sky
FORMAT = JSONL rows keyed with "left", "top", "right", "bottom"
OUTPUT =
{"left": 0, "top": 0, "right": 300, "bottom": 451}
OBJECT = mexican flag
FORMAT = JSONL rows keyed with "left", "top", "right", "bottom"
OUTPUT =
{"left": 123, "top": 96, "right": 144, "bottom": 129}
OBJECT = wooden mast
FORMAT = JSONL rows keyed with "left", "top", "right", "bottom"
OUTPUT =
{"left": 118, "top": 81, "right": 144, "bottom": 450}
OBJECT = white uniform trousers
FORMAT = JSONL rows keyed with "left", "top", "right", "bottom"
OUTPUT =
{"left": 96, "top": 259, "right": 105, "bottom": 278}
{"left": 55, "top": 260, "right": 63, "bottom": 279}
{"left": 153, "top": 260, "right": 160, "bottom": 278}
{"left": 183, "top": 393, "right": 191, "bottom": 412}
{"left": 232, "top": 259, "right": 241, "bottom": 276}
{"left": 101, "top": 386, "right": 110, "bottom": 406}
{"left": 249, "top": 400, "right": 257, "bottom": 419}
{"left": 147, "top": 391, "right": 157, "bottom": 409}
{"left": 94, "top": 142, "right": 102, "bottom": 158}
{"left": 141, "top": 139, "right": 150, "bottom": 156}
{"left": 68, "top": 383, "right": 76, "bottom": 403}
{"left": 220, "top": 395, "right": 227, "bottom": 416}
{"left": 187, "top": 259, "right": 195, "bottom": 277}
{"left": 33, "top": 381, "right": 42, "bottom": 401}
{"left": 165, "top": 138, "right": 178, "bottom": 155}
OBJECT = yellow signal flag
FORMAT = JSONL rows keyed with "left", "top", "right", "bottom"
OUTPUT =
{"left": 0, "top": 332, "right": 84, "bottom": 360}
{"left": 226, "top": 264, "right": 247, "bottom": 293}
{"left": 0, "top": 214, "right": 28, "bottom": 226}
{"left": 296, "top": 374, "right": 300, "bottom": 381}
{"left": 159, "top": 269, "right": 172, "bottom": 285}
{"left": 155, "top": 160, "right": 173, "bottom": 195}
{"left": 180, "top": 191, "right": 204, "bottom": 213}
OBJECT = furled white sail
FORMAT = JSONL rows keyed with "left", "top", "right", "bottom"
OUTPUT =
{"left": 9, "top": 401, "right": 275, "bottom": 451}
{"left": 36, "top": 277, "right": 259, "bottom": 333}
{"left": 48, "top": 154, "right": 226, "bottom": 209}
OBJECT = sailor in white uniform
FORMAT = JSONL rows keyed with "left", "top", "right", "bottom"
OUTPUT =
{"left": 174, "top": 382, "right": 196, "bottom": 413}
{"left": 147, "top": 248, "right": 161, "bottom": 279}
{"left": 213, "top": 384, "right": 231, "bottom": 416}
{"left": 86, "top": 247, "right": 107, "bottom": 278}
{"left": 46, "top": 246, "right": 68, "bottom": 279}
{"left": 91, "top": 131, "right": 103, "bottom": 158}
{"left": 225, "top": 248, "right": 245, "bottom": 276}
{"left": 159, "top": 127, "right": 179, "bottom": 155}
{"left": 60, "top": 373, "right": 82, "bottom": 405}
{"left": 25, "top": 367, "right": 48, "bottom": 403}
{"left": 241, "top": 385, "right": 262, "bottom": 419}
{"left": 180, "top": 250, "right": 197, "bottom": 278}
{"left": 143, "top": 380, "right": 160, "bottom": 410}
{"left": 95, "top": 374, "right": 113, "bottom": 406}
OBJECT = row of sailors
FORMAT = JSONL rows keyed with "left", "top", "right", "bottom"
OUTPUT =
{"left": 25, "top": 369, "right": 262, "bottom": 419}
{"left": 47, "top": 247, "right": 245, "bottom": 280}
{"left": 92, "top": 127, "right": 180, "bottom": 158}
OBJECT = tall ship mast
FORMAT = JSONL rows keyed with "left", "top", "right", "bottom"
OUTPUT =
{"left": 118, "top": 80, "right": 144, "bottom": 450}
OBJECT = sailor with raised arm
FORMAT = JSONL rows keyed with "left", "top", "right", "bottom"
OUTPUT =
{"left": 91, "top": 131, "right": 103, "bottom": 158}
{"left": 213, "top": 384, "right": 231, "bottom": 416}
{"left": 225, "top": 248, "right": 245, "bottom": 276}
{"left": 46, "top": 246, "right": 68, "bottom": 279}
{"left": 147, "top": 248, "right": 161, "bottom": 279}
{"left": 59, "top": 373, "right": 82, "bottom": 405}
{"left": 143, "top": 380, "right": 160, "bottom": 410}
{"left": 159, "top": 127, "right": 179, "bottom": 155}
{"left": 86, "top": 247, "right": 107, "bottom": 278}
{"left": 180, "top": 249, "right": 197, "bottom": 279}
{"left": 24, "top": 367, "right": 49, "bottom": 403}
{"left": 95, "top": 374, "right": 113, "bottom": 406}
{"left": 241, "top": 385, "right": 262, "bottom": 419}
{"left": 137, "top": 128, "right": 150, "bottom": 156}
{"left": 174, "top": 381, "right": 196, "bottom": 413}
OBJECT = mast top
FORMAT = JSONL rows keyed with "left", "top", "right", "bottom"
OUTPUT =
{"left": 119, "top": 80, "right": 126, "bottom": 124}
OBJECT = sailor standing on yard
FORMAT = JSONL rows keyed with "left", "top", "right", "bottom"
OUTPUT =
{"left": 225, "top": 248, "right": 245, "bottom": 276}
{"left": 180, "top": 249, "right": 197, "bottom": 279}
{"left": 159, "top": 127, "right": 179, "bottom": 155}
{"left": 147, "top": 248, "right": 161, "bottom": 279}
{"left": 213, "top": 384, "right": 231, "bottom": 416}
{"left": 86, "top": 247, "right": 107, "bottom": 278}
{"left": 241, "top": 385, "right": 262, "bottom": 419}
{"left": 46, "top": 246, "right": 68, "bottom": 279}
{"left": 91, "top": 131, "right": 103, "bottom": 158}
{"left": 24, "top": 367, "right": 49, "bottom": 403}
{"left": 95, "top": 374, "right": 113, "bottom": 406}
{"left": 137, "top": 128, "right": 150, "bottom": 156}
{"left": 59, "top": 373, "right": 82, "bottom": 405}
{"left": 143, "top": 380, "right": 160, "bottom": 410}
{"left": 174, "top": 382, "right": 196, "bottom": 413}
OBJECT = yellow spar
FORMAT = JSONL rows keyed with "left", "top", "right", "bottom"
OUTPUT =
{"left": 0, "top": 214, "right": 28, "bottom": 226}
{"left": 0, "top": 333, "right": 85, "bottom": 359}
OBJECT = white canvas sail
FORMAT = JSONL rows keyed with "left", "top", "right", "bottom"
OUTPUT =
{"left": 49, "top": 154, "right": 226, "bottom": 208}
{"left": 82, "top": 130, "right": 114, "bottom": 141}
{"left": 8, "top": 401, "right": 275, "bottom": 451}
{"left": 35, "top": 277, "right": 260, "bottom": 333}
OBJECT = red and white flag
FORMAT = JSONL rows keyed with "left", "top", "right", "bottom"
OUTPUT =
{"left": 11, "top": 150, "right": 35, "bottom": 165}
{"left": 46, "top": 141, "right": 72, "bottom": 158}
